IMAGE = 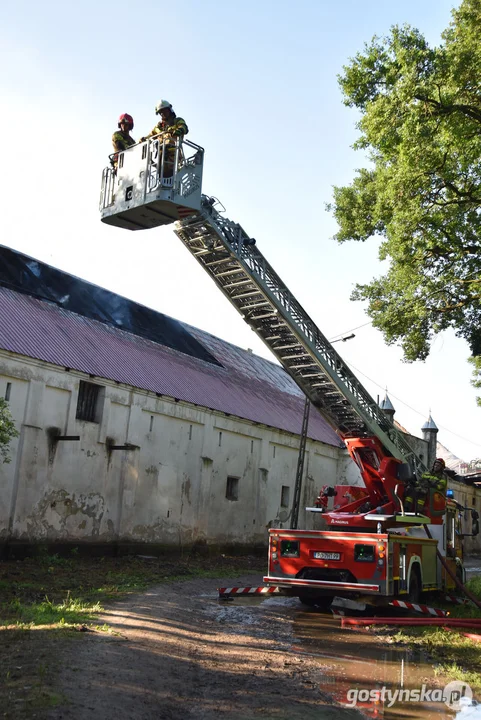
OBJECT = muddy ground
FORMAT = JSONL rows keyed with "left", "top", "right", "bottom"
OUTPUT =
{"left": 50, "top": 573, "right": 365, "bottom": 720}
{"left": 6, "top": 556, "right": 481, "bottom": 719}
{"left": 3, "top": 567, "right": 366, "bottom": 720}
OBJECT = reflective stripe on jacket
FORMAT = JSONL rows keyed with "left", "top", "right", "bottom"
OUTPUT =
{"left": 421, "top": 472, "right": 447, "bottom": 494}
{"left": 112, "top": 131, "right": 136, "bottom": 153}
{"left": 147, "top": 116, "right": 188, "bottom": 140}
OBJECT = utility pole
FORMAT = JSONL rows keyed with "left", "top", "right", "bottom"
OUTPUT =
{"left": 290, "top": 333, "right": 356, "bottom": 529}
{"left": 290, "top": 396, "right": 310, "bottom": 529}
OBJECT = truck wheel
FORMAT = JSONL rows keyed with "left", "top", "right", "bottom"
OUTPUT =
{"left": 408, "top": 569, "right": 421, "bottom": 603}
{"left": 298, "top": 595, "right": 332, "bottom": 610}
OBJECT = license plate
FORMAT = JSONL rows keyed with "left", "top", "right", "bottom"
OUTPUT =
{"left": 313, "top": 551, "right": 341, "bottom": 560}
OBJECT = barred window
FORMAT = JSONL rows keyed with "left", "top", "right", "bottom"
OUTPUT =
{"left": 76, "top": 381, "right": 102, "bottom": 423}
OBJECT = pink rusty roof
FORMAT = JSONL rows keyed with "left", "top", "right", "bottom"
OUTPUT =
{"left": 0, "top": 286, "right": 342, "bottom": 447}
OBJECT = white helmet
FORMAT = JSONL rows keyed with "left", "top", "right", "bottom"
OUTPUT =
{"left": 155, "top": 99, "right": 172, "bottom": 114}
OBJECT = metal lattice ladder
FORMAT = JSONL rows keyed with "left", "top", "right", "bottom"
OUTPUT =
{"left": 174, "top": 197, "right": 425, "bottom": 471}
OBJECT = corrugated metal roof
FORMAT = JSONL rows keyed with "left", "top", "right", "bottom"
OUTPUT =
{"left": 0, "top": 244, "right": 220, "bottom": 366}
{"left": 184, "top": 324, "right": 300, "bottom": 397}
{"left": 0, "top": 286, "right": 342, "bottom": 447}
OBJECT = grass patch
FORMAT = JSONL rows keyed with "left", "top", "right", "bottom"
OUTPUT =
{"left": 386, "top": 577, "right": 481, "bottom": 690}
{"left": 433, "top": 661, "right": 481, "bottom": 688}
{"left": 467, "top": 576, "right": 481, "bottom": 596}
{"left": 0, "top": 552, "right": 265, "bottom": 627}
{"left": 5, "top": 594, "right": 102, "bottom": 627}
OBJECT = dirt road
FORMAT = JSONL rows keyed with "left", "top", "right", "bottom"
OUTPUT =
{"left": 45, "top": 573, "right": 364, "bottom": 720}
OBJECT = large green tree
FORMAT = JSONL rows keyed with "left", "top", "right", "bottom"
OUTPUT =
{"left": 0, "top": 398, "right": 18, "bottom": 463}
{"left": 329, "top": 0, "right": 481, "bottom": 399}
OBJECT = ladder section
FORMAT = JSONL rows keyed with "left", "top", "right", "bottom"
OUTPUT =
{"left": 174, "top": 197, "right": 423, "bottom": 468}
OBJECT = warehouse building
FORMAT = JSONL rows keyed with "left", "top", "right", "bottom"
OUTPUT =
{"left": 0, "top": 246, "right": 361, "bottom": 552}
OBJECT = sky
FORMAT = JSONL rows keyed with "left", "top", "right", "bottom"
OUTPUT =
{"left": 1, "top": 0, "right": 479, "bottom": 463}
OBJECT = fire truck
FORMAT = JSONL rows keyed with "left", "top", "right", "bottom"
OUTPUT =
{"left": 100, "top": 131, "right": 478, "bottom": 609}
{"left": 264, "top": 491, "right": 472, "bottom": 609}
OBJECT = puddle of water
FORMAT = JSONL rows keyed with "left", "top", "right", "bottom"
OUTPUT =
{"left": 463, "top": 558, "right": 481, "bottom": 578}
{"left": 205, "top": 595, "right": 298, "bottom": 641}
{"left": 466, "top": 567, "right": 481, "bottom": 576}
{"left": 293, "top": 610, "right": 473, "bottom": 719}
{"left": 209, "top": 593, "right": 478, "bottom": 718}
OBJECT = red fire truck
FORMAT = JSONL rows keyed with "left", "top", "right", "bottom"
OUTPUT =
{"left": 264, "top": 489, "right": 473, "bottom": 609}
{"left": 263, "top": 433, "right": 480, "bottom": 608}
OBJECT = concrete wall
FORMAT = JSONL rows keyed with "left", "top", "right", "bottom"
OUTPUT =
{"left": 403, "top": 432, "right": 431, "bottom": 468}
{"left": 450, "top": 479, "right": 481, "bottom": 554}
{"left": 0, "top": 350, "right": 361, "bottom": 548}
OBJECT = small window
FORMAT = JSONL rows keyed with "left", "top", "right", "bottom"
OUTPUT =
{"left": 189, "top": 424, "right": 193, "bottom": 440}
{"left": 149, "top": 416, "right": 154, "bottom": 432}
{"left": 226, "top": 476, "right": 239, "bottom": 501}
{"left": 76, "top": 381, "right": 102, "bottom": 423}
{"left": 281, "top": 485, "right": 290, "bottom": 508}
{"left": 5, "top": 382, "right": 11, "bottom": 401}
{"left": 219, "top": 431, "right": 222, "bottom": 447}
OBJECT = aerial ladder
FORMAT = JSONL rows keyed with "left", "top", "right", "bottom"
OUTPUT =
{"left": 100, "top": 132, "right": 445, "bottom": 533}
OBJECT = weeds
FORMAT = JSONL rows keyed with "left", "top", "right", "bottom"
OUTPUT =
{"left": 388, "top": 578, "right": 481, "bottom": 690}
{"left": 4, "top": 594, "right": 102, "bottom": 627}
{"left": 0, "top": 552, "right": 264, "bottom": 628}
{"left": 466, "top": 576, "right": 481, "bottom": 597}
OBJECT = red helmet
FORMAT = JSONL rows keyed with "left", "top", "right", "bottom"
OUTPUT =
{"left": 118, "top": 113, "right": 134, "bottom": 129}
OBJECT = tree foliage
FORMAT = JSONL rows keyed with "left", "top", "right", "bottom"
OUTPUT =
{"left": 0, "top": 397, "right": 18, "bottom": 463}
{"left": 329, "top": 0, "right": 481, "bottom": 384}
{"left": 470, "top": 356, "right": 481, "bottom": 407}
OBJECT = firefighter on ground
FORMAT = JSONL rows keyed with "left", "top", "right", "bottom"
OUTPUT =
{"left": 404, "top": 458, "right": 448, "bottom": 514}
{"left": 138, "top": 100, "right": 188, "bottom": 177}
{"left": 111, "top": 113, "right": 136, "bottom": 170}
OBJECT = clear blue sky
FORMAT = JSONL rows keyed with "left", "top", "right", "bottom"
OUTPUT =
{"left": 2, "top": 0, "right": 479, "bottom": 462}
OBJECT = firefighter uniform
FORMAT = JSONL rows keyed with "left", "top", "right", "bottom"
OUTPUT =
{"left": 404, "top": 459, "right": 448, "bottom": 513}
{"left": 138, "top": 100, "right": 188, "bottom": 178}
{"left": 111, "top": 113, "right": 136, "bottom": 170}
{"left": 144, "top": 115, "right": 188, "bottom": 177}
{"left": 146, "top": 115, "right": 188, "bottom": 141}
{"left": 112, "top": 130, "right": 136, "bottom": 154}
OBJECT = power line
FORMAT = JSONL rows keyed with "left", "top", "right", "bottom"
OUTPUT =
{"left": 345, "top": 359, "right": 481, "bottom": 451}
{"left": 329, "top": 321, "right": 372, "bottom": 341}
{"left": 329, "top": 322, "right": 480, "bottom": 450}
{"left": 329, "top": 322, "right": 480, "bottom": 452}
